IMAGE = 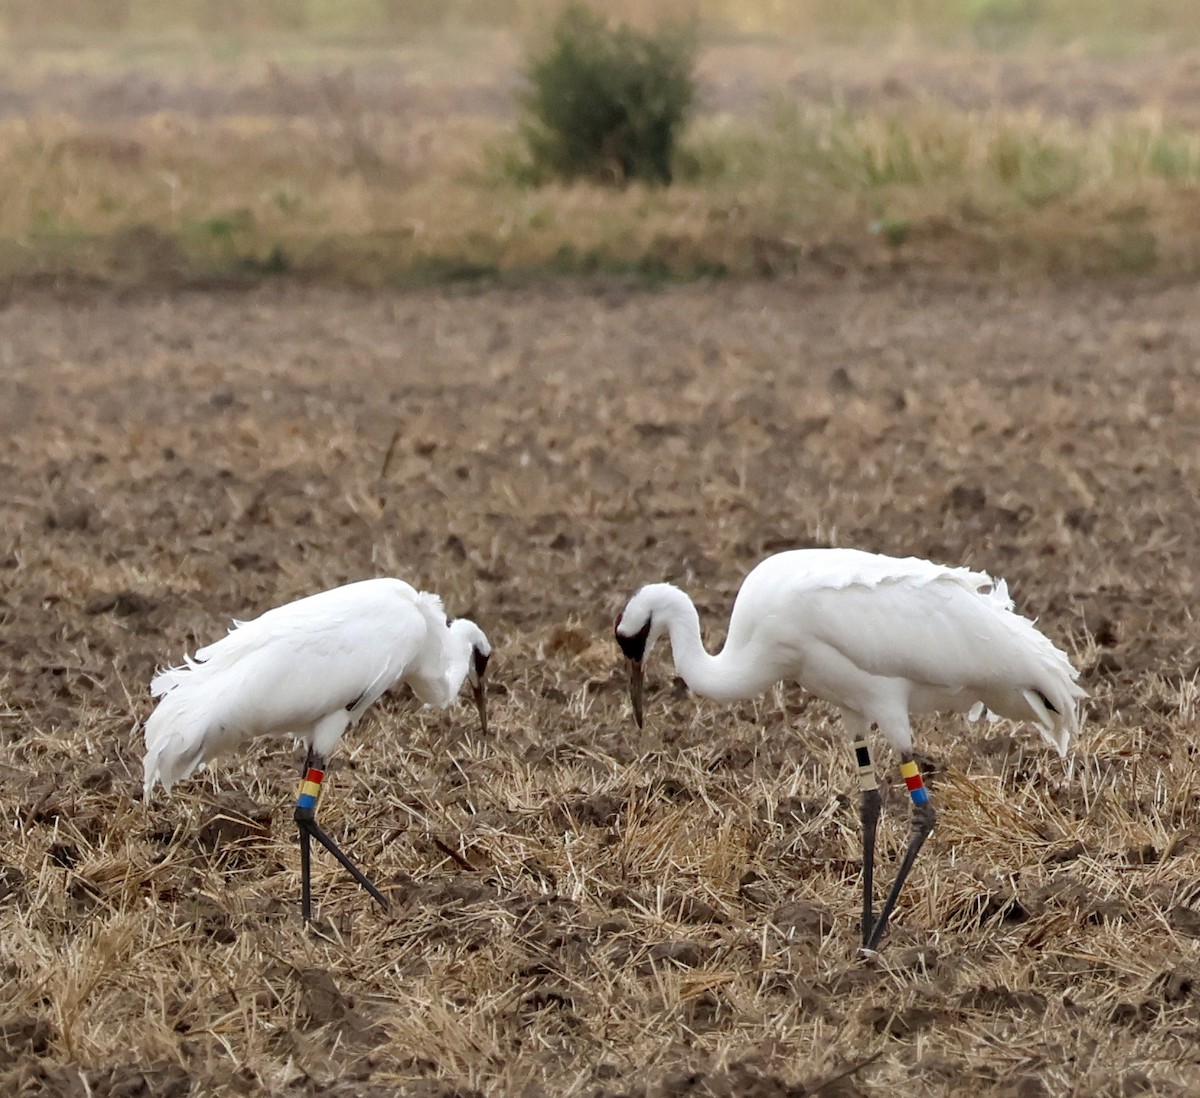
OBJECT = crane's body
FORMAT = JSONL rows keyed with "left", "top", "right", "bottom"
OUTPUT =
{"left": 619, "top": 549, "right": 1080, "bottom": 754}
{"left": 143, "top": 577, "right": 491, "bottom": 920}
{"left": 615, "top": 548, "right": 1085, "bottom": 953}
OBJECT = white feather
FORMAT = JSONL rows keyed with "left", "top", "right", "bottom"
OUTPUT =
{"left": 142, "top": 578, "right": 489, "bottom": 800}
{"left": 618, "top": 548, "right": 1085, "bottom": 757}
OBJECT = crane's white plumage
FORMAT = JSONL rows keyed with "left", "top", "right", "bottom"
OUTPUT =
{"left": 615, "top": 547, "right": 1086, "bottom": 952}
{"left": 143, "top": 578, "right": 490, "bottom": 800}
{"left": 616, "top": 548, "right": 1084, "bottom": 755}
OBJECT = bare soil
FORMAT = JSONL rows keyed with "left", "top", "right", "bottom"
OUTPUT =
{"left": 1, "top": 272, "right": 1199, "bottom": 1095}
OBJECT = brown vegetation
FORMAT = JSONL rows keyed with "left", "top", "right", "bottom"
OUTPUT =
{"left": 1, "top": 275, "right": 1198, "bottom": 1095}
{"left": 4, "top": 19, "right": 1200, "bottom": 285}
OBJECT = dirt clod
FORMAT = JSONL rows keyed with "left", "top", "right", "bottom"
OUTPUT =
{"left": 646, "top": 940, "right": 709, "bottom": 968}
{"left": 0, "top": 864, "right": 24, "bottom": 903}
{"left": 771, "top": 900, "right": 833, "bottom": 939}
{"left": 87, "top": 1062, "right": 191, "bottom": 1098}
{"left": 556, "top": 792, "right": 627, "bottom": 828}
{"left": 1043, "top": 840, "right": 1085, "bottom": 864}
{"left": 862, "top": 1002, "right": 941, "bottom": 1039}
{"left": 84, "top": 590, "right": 157, "bottom": 616}
{"left": 1168, "top": 906, "right": 1200, "bottom": 938}
{"left": 0, "top": 1016, "right": 55, "bottom": 1063}
{"left": 195, "top": 794, "right": 272, "bottom": 851}
{"left": 1151, "top": 969, "right": 1196, "bottom": 1003}
{"left": 298, "top": 967, "right": 350, "bottom": 1028}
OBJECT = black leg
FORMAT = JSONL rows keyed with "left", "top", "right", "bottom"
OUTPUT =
{"left": 293, "top": 749, "right": 388, "bottom": 921}
{"left": 852, "top": 734, "right": 881, "bottom": 947}
{"left": 860, "top": 786, "right": 882, "bottom": 946}
{"left": 300, "top": 817, "right": 312, "bottom": 922}
{"left": 862, "top": 755, "right": 936, "bottom": 954}
{"left": 302, "top": 818, "right": 389, "bottom": 910}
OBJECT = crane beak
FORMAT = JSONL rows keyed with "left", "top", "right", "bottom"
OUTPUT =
{"left": 615, "top": 615, "right": 651, "bottom": 730}
{"left": 627, "top": 658, "right": 644, "bottom": 729}
{"left": 469, "top": 647, "right": 490, "bottom": 736}
{"left": 472, "top": 678, "right": 489, "bottom": 737}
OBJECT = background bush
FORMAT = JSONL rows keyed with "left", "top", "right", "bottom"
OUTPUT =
{"left": 516, "top": 4, "right": 696, "bottom": 186}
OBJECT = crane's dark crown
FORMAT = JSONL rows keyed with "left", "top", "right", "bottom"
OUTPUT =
{"left": 473, "top": 648, "right": 490, "bottom": 678}
{"left": 614, "top": 614, "right": 652, "bottom": 662}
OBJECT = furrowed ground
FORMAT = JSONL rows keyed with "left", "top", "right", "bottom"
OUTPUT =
{"left": 2, "top": 11, "right": 1200, "bottom": 1098}
{"left": 1, "top": 275, "right": 1198, "bottom": 1097}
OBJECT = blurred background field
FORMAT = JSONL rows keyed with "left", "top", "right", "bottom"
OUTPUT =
{"left": 3, "top": 0, "right": 1200, "bottom": 287}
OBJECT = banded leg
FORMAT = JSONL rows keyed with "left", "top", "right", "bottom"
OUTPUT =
{"left": 300, "top": 802, "right": 313, "bottom": 922}
{"left": 853, "top": 735, "right": 882, "bottom": 947}
{"left": 862, "top": 754, "right": 936, "bottom": 954}
{"left": 294, "top": 749, "right": 389, "bottom": 922}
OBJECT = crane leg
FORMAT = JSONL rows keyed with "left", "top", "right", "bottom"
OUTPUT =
{"left": 853, "top": 735, "right": 882, "bottom": 946}
{"left": 300, "top": 812, "right": 313, "bottom": 922}
{"left": 294, "top": 750, "right": 389, "bottom": 921}
{"left": 862, "top": 754, "right": 936, "bottom": 954}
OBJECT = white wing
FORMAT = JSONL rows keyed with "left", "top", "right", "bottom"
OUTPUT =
{"left": 729, "top": 550, "right": 999, "bottom": 659}
{"left": 733, "top": 550, "right": 1084, "bottom": 753}
{"left": 143, "top": 579, "right": 434, "bottom": 797}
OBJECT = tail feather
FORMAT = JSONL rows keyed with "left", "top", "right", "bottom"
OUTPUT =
{"left": 968, "top": 582, "right": 1087, "bottom": 757}
{"left": 1021, "top": 685, "right": 1082, "bottom": 757}
{"left": 143, "top": 696, "right": 199, "bottom": 800}
{"left": 150, "top": 657, "right": 200, "bottom": 698}
{"left": 983, "top": 577, "right": 1014, "bottom": 612}
{"left": 1020, "top": 624, "right": 1087, "bottom": 757}
{"left": 142, "top": 665, "right": 241, "bottom": 800}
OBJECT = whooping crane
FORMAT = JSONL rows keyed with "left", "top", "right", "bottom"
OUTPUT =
{"left": 143, "top": 577, "right": 491, "bottom": 921}
{"left": 615, "top": 548, "right": 1084, "bottom": 953}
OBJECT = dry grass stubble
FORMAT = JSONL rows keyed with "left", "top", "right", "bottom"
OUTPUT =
{"left": 0, "top": 277, "right": 1199, "bottom": 1095}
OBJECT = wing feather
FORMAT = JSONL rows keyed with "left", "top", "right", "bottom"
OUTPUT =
{"left": 143, "top": 578, "right": 432, "bottom": 798}
{"left": 732, "top": 549, "right": 1084, "bottom": 753}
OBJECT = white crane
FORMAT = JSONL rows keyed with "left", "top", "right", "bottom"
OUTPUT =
{"left": 614, "top": 548, "right": 1085, "bottom": 953}
{"left": 142, "top": 577, "right": 491, "bottom": 922}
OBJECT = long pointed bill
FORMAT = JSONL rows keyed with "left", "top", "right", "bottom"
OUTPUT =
{"left": 627, "top": 658, "right": 644, "bottom": 729}
{"left": 472, "top": 679, "right": 489, "bottom": 737}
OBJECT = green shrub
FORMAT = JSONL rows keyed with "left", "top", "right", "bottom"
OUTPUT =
{"left": 516, "top": 4, "right": 696, "bottom": 186}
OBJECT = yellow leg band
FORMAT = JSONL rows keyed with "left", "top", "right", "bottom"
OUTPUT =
{"left": 296, "top": 778, "right": 323, "bottom": 811}
{"left": 899, "top": 759, "right": 930, "bottom": 805}
{"left": 853, "top": 736, "right": 878, "bottom": 792}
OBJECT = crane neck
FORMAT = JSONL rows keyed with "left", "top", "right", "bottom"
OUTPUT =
{"left": 406, "top": 619, "right": 469, "bottom": 708}
{"left": 649, "top": 584, "right": 769, "bottom": 704}
{"left": 439, "top": 620, "right": 476, "bottom": 705}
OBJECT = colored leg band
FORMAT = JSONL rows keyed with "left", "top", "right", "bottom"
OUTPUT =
{"left": 296, "top": 768, "right": 324, "bottom": 811}
{"left": 899, "top": 760, "right": 929, "bottom": 805}
{"left": 853, "top": 736, "right": 878, "bottom": 792}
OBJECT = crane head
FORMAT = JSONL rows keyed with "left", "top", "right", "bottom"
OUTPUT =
{"left": 614, "top": 612, "right": 652, "bottom": 729}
